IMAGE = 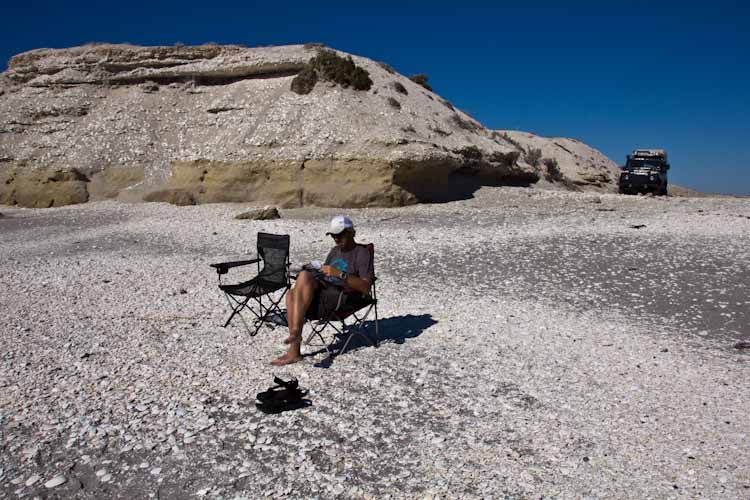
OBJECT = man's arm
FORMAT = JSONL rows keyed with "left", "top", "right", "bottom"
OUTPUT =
{"left": 320, "top": 265, "right": 370, "bottom": 295}
{"left": 341, "top": 273, "right": 371, "bottom": 295}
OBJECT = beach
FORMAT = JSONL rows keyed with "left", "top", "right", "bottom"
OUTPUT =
{"left": 1, "top": 188, "right": 749, "bottom": 499}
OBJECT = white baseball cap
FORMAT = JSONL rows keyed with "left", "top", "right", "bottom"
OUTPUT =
{"left": 327, "top": 215, "right": 354, "bottom": 235}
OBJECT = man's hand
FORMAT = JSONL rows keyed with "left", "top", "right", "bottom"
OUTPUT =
{"left": 321, "top": 266, "right": 370, "bottom": 294}
{"left": 321, "top": 265, "right": 342, "bottom": 278}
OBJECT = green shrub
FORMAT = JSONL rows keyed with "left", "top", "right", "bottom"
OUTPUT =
{"left": 349, "top": 67, "right": 373, "bottom": 91}
{"left": 387, "top": 97, "right": 401, "bottom": 110}
{"left": 290, "top": 66, "right": 318, "bottom": 95}
{"left": 526, "top": 148, "right": 542, "bottom": 167}
{"left": 409, "top": 74, "right": 432, "bottom": 91}
{"left": 392, "top": 81, "right": 408, "bottom": 95}
{"left": 454, "top": 145, "right": 483, "bottom": 160}
{"left": 291, "top": 50, "right": 373, "bottom": 95}
{"left": 488, "top": 151, "right": 521, "bottom": 167}
{"left": 543, "top": 157, "right": 562, "bottom": 181}
{"left": 311, "top": 51, "right": 373, "bottom": 90}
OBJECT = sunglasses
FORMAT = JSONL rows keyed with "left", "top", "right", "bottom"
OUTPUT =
{"left": 331, "top": 232, "right": 346, "bottom": 240}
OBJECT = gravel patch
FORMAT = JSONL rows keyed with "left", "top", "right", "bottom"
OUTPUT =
{"left": 1, "top": 189, "right": 749, "bottom": 499}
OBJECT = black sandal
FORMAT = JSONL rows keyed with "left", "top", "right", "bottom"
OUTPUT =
{"left": 256, "top": 376, "right": 311, "bottom": 413}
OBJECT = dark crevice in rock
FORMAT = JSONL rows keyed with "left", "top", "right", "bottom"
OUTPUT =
{"left": 393, "top": 159, "right": 539, "bottom": 204}
{"left": 22, "top": 68, "right": 305, "bottom": 88}
{"left": 553, "top": 141, "right": 574, "bottom": 155}
{"left": 206, "top": 107, "right": 244, "bottom": 114}
{"left": 109, "top": 68, "right": 303, "bottom": 87}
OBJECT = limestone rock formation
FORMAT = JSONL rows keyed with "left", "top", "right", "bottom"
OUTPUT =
{"left": 0, "top": 166, "right": 89, "bottom": 208}
{"left": 0, "top": 43, "right": 615, "bottom": 208}
{"left": 235, "top": 207, "right": 281, "bottom": 220}
{"left": 495, "top": 130, "right": 620, "bottom": 192}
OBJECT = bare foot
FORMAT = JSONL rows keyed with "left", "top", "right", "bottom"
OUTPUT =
{"left": 270, "top": 353, "right": 303, "bottom": 366}
{"left": 283, "top": 334, "right": 301, "bottom": 345}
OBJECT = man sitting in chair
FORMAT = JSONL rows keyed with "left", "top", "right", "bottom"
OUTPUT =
{"left": 271, "top": 215, "right": 373, "bottom": 366}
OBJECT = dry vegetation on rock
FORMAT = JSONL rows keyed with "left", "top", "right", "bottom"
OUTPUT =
{"left": 290, "top": 50, "right": 372, "bottom": 95}
{"left": 526, "top": 147, "right": 543, "bottom": 167}
{"left": 408, "top": 74, "right": 432, "bottom": 91}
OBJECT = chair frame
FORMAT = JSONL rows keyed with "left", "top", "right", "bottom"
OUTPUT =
{"left": 210, "top": 233, "right": 291, "bottom": 336}
{"left": 302, "top": 244, "right": 379, "bottom": 356}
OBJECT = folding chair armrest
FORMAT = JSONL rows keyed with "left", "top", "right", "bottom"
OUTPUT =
{"left": 210, "top": 258, "right": 261, "bottom": 275}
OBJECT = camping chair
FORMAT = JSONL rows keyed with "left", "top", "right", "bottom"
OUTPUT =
{"left": 210, "top": 232, "right": 291, "bottom": 336}
{"left": 303, "top": 243, "right": 379, "bottom": 356}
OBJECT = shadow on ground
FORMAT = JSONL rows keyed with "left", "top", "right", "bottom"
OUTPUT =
{"left": 400, "top": 170, "right": 537, "bottom": 203}
{"left": 309, "top": 313, "right": 438, "bottom": 368}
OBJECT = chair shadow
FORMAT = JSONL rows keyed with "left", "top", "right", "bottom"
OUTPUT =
{"left": 306, "top": 313, "right": 438, "bottom": 368}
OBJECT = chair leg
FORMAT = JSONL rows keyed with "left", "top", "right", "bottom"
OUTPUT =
{"left": 339, "top": 319, "right": 373, "bottom": 355}
{"left": 303, "top": 304, "right": 378, "bottom": 357}
{"left": 304, "top": 321, "right": 333, "bottom": 356}
{"left": 222, "top": 290, "right": 288, "bottom": 336}
{"left": 258, "top": 288, "right": 289, "bottom": 326}
{"left": 373, "top": 305, "right": 380, "bottom": 347}
{"left": 236, "top": 300, "right": 263, "bottom": 337}
{"left": 338, "top": 305, "right": 379, "bottom": 354}
{"left": 338, "top": 326, "right": 357, "bottom": 355}
{"left": 222, "top": 294, "right": 251, "bottom": 328}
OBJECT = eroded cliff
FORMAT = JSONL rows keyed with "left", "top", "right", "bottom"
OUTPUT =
{"left": 0, "top": 43, "right": 609, "bottom": 208}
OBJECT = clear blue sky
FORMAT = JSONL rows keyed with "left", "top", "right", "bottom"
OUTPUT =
{"left": 3, "top": 0, "right": 749, "bottom": 194}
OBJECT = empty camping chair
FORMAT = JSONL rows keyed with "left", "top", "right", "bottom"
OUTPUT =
{"left": 304, "top": 243, "right": 379, "bottom": 356}
{"left": 210, "top": 232, "right": 291, "bottom": 336}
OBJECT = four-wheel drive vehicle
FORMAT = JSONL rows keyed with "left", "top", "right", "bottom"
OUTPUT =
{"left": 618, "top": 149, "right": 670, "bottom": 195}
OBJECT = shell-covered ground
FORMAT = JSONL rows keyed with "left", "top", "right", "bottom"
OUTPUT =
{"left": 1, "top": 189, "right": 749, "bottom": 499}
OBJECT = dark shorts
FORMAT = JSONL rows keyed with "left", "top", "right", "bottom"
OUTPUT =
{"left": 307, "top": 280, "right": 363, "bottom": 320}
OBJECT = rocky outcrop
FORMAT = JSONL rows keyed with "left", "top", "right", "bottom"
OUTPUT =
{"left": 0, "top": 164, "right": 89, "bottom": 207}
{"left": 495, "top": 131, "right": 620, "bottom": 192}
{"left": 0, "top": 43, "right": 611, "bottom": 208}
{"left": 235, "top": 207, "right": 281, "bottom": 220}
{"left": 142, "top": 189, "right": 196, "bottom": 206}
{"left": 88, "top": 166, "right": 145, "bottom": 201}
{"left": 5, "top": 44, "right": 308, "bottom": 86}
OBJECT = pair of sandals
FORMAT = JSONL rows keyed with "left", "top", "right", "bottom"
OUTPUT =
{"left": 256, "top": 376, "right": 311, "bottom": 413}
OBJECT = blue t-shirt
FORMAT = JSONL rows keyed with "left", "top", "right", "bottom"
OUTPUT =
{"left": 324, "top": 244, "right": 374, "bottom": 294}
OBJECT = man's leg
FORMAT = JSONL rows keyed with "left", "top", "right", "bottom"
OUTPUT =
{"left": 272, "top": 270, "right": 317, "bottom": 365}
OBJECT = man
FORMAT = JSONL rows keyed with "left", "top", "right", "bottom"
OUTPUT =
{"left": 271, "top": 215, "right": 374, "bottom": 366}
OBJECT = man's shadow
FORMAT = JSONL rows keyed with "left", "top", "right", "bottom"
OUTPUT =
{"left": 306, "top": 313, "right": 437, "bottom": 368}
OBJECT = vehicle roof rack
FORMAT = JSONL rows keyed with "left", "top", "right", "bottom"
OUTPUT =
{"left": 631, "top": 149, "right": 667, "bottom": 161}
